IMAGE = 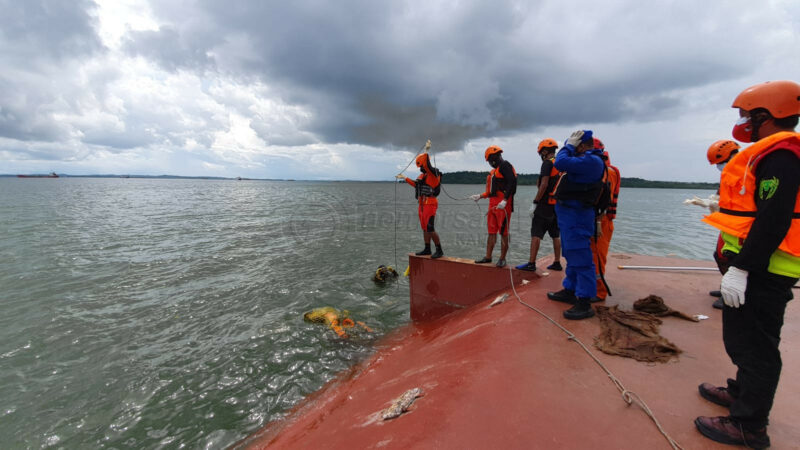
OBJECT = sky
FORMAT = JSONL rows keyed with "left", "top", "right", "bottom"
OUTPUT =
{"left": 1, "top": 0, "right": 798, "bottom": 181}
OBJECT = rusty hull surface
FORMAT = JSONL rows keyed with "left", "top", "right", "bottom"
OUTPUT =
{"left": 238, "top": 254, "right": 800, "bottom": 449}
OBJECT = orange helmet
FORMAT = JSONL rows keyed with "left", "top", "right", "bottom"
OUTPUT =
{"left": 415, "top": 153, "right": 429, "bottom": 168}
{"left": 593, "top": 137, "right": 604, "bottom": 150}
{"left": 732, "top": 80, "right": 800, "bottom": 118}
{"left": 485, "top": 145, "right": 503, "bottom": 161}
{"left": 706, "top": 140, "right": 740, "bottom": 165}
{"left": 537, "top": 138, "right": 558, "bottom": 153}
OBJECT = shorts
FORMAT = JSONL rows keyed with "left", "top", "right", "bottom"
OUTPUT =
{"left": 531, "top": 213, "right": 559, "bottom": 239}
{"left": 487, "top": 207, "right": 511, "bottom": 236}
{"left": 419, "top": 203, "right": 437, "bottom": 232}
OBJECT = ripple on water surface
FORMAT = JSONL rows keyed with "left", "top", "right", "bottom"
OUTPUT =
{"left": 0, "top": 180, "right": 715, "bottom": 448}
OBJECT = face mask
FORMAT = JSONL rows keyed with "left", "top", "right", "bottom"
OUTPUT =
{"left": 716, "top": 162, "right": 727, "bottom": 172}
{"left": 732, "top": 116, "right": 755, "bottom": 142}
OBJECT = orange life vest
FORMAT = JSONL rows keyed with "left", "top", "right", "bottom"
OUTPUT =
{"left": 545, "top": 157, "right": 561, "bottom": 205}
{"left": 702, "top": 131, "right": 800, "bottom": 256}
{"left": 605, "top": 164, "right": 621, "bottom": 219}
{"left": 484, "top": 165, "right": 517, "bottom": 199}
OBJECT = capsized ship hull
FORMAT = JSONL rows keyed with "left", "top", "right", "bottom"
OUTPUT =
{"left": 238, "top": 253, "right": 800, "bottom": 449}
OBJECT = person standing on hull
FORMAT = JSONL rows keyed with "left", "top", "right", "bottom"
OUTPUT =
{"left": 516, "top": 138, "right": 563, "bottom": 272}
{"left": 704, "top": 139, "right": 741, "bottom": 309}
{"left": 588, "top": 138, "right": 620, "bottom": 302}
{"left": 470, "top": 146, "right": 517, "bottom": 268}
{"left": 695, "top": 80, "right": 800, "bottom": 449}
{"left": 546, "top": 130, "right": 605, "bottom": 320}
{"left": 396, "top": 152, "right": 444, "bottom": 259}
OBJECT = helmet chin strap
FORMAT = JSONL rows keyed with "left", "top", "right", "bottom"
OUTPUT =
{"left": 750, "top": 112, "right": 771, "bottom": 142}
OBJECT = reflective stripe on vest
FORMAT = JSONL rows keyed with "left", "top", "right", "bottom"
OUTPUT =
{"left": 702, "top": 131, "right": 800, "bottom": 277}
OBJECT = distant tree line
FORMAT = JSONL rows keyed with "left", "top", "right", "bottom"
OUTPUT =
{"left": 441, "top": 171, "right": 717, "bottom": 189}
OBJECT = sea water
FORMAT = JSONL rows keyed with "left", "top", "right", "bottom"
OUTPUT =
{"left": 0, "top": 178, "right": 718, "bottom": 448}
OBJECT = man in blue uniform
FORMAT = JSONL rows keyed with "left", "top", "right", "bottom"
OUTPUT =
{"left": 546, "top": 130, "right": 605, "bottom": 320}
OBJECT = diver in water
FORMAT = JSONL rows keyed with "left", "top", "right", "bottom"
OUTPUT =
{"left": 397, "top": 151, "right": 444, "bottom": 259}
{"left": 470, "top": 146, "right": 517, "bottom": 268}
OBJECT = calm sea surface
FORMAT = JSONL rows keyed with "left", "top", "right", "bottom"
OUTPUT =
{"left": 0, "top": 178, "right": 718, "bottom": 448}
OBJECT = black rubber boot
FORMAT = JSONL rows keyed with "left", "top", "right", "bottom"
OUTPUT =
{"left": 546, "top": 261, "right": 563, "bottom": 271}
{"left": 416, "top": 245, "right": 432, "bottom": 256}
{"left": 431, "top": 246, "right": 444, "bottom": 259}
{"left": 563, "top": 297, "right": 595, "bottom": 320}
{"left": 709, "top": 290, "right": 722, "bottom": 298}
{"left": 547, "top": 288, "right": 576, "bottom": 304}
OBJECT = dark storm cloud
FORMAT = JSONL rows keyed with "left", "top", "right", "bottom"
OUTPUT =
{"left": 125, "top": 0, "right": 754, "bottom": 152}
{"left": 123, "top": 26, "right": 218, "bottom": 72}
{"left": 0, "top": 0, "right": 103, "bottom": 143}
{"left": 0, "top": 0, "right": 102, "bottom": 60}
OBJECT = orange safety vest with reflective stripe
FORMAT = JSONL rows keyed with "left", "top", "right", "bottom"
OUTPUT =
{"left": 703, "top": 131, "right": 800, "bottom": 258}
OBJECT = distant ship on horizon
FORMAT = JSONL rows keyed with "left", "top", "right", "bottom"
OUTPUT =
{"left": 17, "top": 172, "right": 59, "bottom": 178}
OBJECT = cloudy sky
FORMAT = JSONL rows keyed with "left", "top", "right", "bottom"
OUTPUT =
{"left": 1, "top": 0, "right": 798, "bottom": 181}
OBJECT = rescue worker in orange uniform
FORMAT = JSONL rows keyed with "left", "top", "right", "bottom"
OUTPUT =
{"left": 695, "top": 80, "right": 800, "bottom": 448}
{"left": 516, "top": 138, "right": 563, "bottom": 272}
{"left": 706, "top": 139, "right": 741, "bottom": 309}
{"left": 470, "top": 146, "right": 517, "bottom": 268}
{"left": 397, "top": 152, "right": 444, "bottom": 258}
{"left": 588, "top": 138, "right": 620, "bottom": 302}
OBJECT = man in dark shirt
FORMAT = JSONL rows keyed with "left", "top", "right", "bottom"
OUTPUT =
{"left": 695, "top": 80, "right": 800, "bottom": 448}
{"left": 516, "top": 139, "right": 562, "bottom": 272}
{"left": 470, "top": 146, "right": 517, "bottom": 268}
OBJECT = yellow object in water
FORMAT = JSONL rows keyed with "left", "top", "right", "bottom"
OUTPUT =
{"left": 303, "top": 307, "right": 372, "bottom": 338}
{"left": 403, "top": 266, "right": 410, "bottom": 277}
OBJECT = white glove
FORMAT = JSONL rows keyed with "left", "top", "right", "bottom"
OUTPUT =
{"left": 566, "top": 130, "right": 585, "bottom": 147}
{"left": 470, "top": 194, "right": 481, "bottom": 202}
{"left": 720, "top": 266, "right": 748, "bottom": 308}
{"left": 395, "top": 174, "right": 406, "bottom": 180}
{"left": 684, "top": 196, "right": 708, "bottom": 207}
{"left": 708, "top": 194, "right": 720, "bottom": 213}
{"left": 496, "top": 199, "right": 507, "bottom": 210}
{"left": 529, "top": 204, "right": 535, "bottom": 218}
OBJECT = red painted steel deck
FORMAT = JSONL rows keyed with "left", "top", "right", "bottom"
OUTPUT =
{"left": 237, "top": 254, "right": 800, "bottom": 449}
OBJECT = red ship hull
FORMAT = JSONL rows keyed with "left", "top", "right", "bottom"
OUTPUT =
{"left": 238, "top": 253, "right": 800, "bottom": 449}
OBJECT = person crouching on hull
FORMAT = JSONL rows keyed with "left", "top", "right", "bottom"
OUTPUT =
{"left": 397, "top": 153, "right": 444, "bottom": 258}
{"left": 546, "top": 130, "right": 605, "bottom": 320}
{"left": 470, "top": 146, "right": 517, "bottom": 268}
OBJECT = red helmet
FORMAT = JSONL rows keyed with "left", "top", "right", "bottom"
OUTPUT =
{"left": 706, "top": 140, "right": 740, "bottom": 165}
{"left": 732, "top": 80, "right": 800, "bottom": 118}
{"left": 537, "top": 138, "right": 558, "bottom": 153}
{"left": 415, "top": 153, "right": 430, "bottom": 168}
{"left": 593, "top": 138, "right": 604, "bottom": 150}
{"left": 484, "top": 145, "right": 503, "bottom": 161}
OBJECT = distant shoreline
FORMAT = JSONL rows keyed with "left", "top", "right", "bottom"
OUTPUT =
{"left": 1, "top": 172, "right": 718, "bottom": 189}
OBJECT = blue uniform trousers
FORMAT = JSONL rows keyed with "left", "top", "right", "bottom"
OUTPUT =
{"left": 555, "top": 201, "right": 597, "bottom": 298}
